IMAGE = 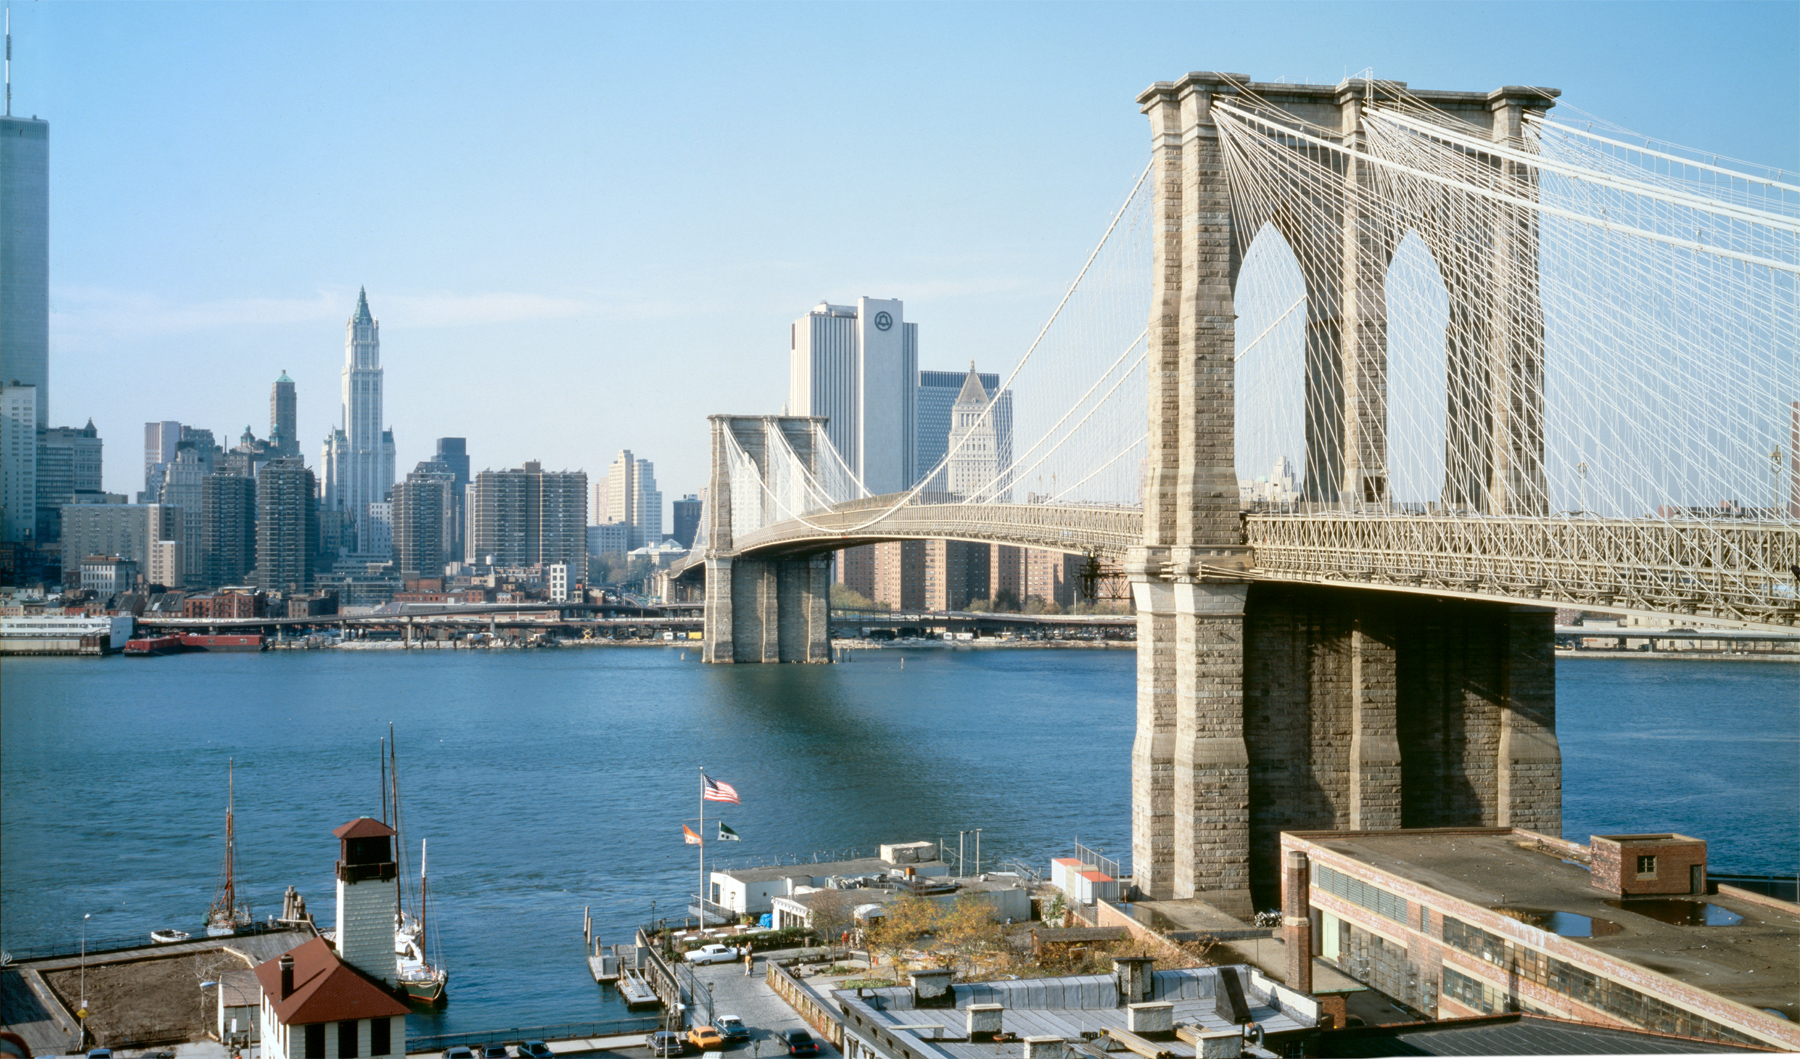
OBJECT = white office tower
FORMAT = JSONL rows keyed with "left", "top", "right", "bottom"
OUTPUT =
{"left": 332, "top": 817, "right": 398, "bottom": 986}
{"left": 789, "top": 298, "right": 916, "bottom": 494}
{"left": 945, "top": 364, "right": 999, "bottom": 498}
{"left": 1, "top": 385, "right": 37, "bottom": 543}
{"left": 604, "top": 450, "right": 662, "bottom": 550}
{"left": 321, "top": 289, "right": 397, "bottom": 553}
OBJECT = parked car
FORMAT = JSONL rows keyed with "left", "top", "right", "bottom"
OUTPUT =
{"left": 86, "top": 1050, "right": 112, "bottom": 1059}
{"left": 779, "top": 1030, "right": 818, "bottom": 1057}
{"left": 687, "top": 1027, "right": 724, "bottom": 1051}
{"left": 646, "top": 1032, "right": 687, "bottom": 1058}
{"left": 443, "top": 1049, "right": 475, "bottom": 1059}
{"left": 478, "top": 1047, "right": 508, "bottom": 1059}
{"left": 716, "top": 1016, "right": 751, "bottom": 1045}
{"left": 684, "top": 943, "right": 743, "bottom": 965}
{"left": 517, "top": 1043, "right": 554, "bottom": 1059}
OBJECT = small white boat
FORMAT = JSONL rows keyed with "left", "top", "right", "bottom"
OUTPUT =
{"left": 150, "top": 929, "right": 192, "bottom": 944}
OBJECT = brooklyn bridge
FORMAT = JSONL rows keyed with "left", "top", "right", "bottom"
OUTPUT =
{"left": 669, "top": 72, "right": 1799, "bottom": 911}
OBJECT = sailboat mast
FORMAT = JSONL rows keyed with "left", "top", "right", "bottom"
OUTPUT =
{"left": 419, "top": 838, "right": 429, "bottom": 958}
{"left": 390, "top": 726, "right": 404, "bottom": 917}
{"left": 223, "top": 760, "right": 236, "bottom": 914}
{"left": 380, "top": 736, "right": 389, "bottom": 826}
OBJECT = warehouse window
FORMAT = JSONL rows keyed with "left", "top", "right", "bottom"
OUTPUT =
{"left": 1636, "top": 855, "right": 1657, "bottom": 877}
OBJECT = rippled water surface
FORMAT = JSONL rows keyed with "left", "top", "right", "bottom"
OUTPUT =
{"left": 2, "top": 648, "right": 1792, "bottom": 1034}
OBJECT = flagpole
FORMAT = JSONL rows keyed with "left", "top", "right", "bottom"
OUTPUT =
{"left": 698, "top": 765, "right": 705, "bottom": 926}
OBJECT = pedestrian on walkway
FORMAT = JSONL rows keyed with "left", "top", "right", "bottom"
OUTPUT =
{"left": 744, "top": 950, "right": 754, "bottom": 976}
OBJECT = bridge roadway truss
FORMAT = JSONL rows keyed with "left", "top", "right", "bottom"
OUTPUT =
{"left": 684, "top": 72, "right": 1800, "bottom": 929}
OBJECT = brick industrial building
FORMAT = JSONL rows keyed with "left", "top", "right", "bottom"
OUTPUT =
{"left": 1280, "top": 827, "right": 1799, "bottom": 1051}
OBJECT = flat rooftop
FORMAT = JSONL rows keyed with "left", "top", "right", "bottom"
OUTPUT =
{"left": 717, "top": 856, "right": 946, "bottom": 884}
{"left": 836, "top": 968, "right": 1309, "bottom": 1059}
{"left": 1297, "top": 830, "right": 1800, "bottom": 1022}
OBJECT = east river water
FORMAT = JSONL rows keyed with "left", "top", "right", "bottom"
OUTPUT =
{"left": 1, "top": 648, "right": 1793, "bottom": 1035}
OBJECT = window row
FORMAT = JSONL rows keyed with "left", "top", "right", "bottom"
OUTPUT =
{"left": 1439, "top": 917, "right": 1757, "bottom": 1047}
{"left": 1314, "top": 863, "right": 1407, "bottom": 924}
{"left": 302, "top": 1016, "right": 394, "bottom": 1059}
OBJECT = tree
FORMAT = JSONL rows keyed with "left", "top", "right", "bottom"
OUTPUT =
{"left": 937, "top": 894, "right": 1006, "bottom": 973}
{"left": 965, "top": 597, "right": 993, "bottom": 613}
{"left": 868, "top": 894, "right": 942, "bottom": 970}
{"left": 809, "top": 888, "right": 859, "bottom": 956}
{"left": 830, "top": 585, "right": 889, "bottom": 612}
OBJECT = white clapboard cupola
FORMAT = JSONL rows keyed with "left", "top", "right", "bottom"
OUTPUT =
{"left": 333, "top": 817, "right": 398, "bottom": 985}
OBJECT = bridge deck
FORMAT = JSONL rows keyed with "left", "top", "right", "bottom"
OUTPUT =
{"left": 682, "top": 503, "right": 1800, "bottom": 629}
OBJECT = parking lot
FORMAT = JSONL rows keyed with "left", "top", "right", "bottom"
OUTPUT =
{"left": 684, "top": 958, "right": 839, "bottom": 1059}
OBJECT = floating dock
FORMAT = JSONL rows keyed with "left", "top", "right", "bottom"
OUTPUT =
{"left": 587, "top": 941, "right": 634, "bottom": 983}
{"left": 616, "top": 968, "right": 659, "bottom": 1008}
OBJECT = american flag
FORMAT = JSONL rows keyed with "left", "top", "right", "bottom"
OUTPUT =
{"left": 702, "top": 774, "right": 740, "bottom": 804}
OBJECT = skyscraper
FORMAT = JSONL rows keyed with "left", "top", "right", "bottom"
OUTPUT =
{"left": 604, "top": 450, "right": 662, "bottom": 550}
{"left": 434, "top": 438, "right": 469, "bottom": 492}
{"left": 789, "top": 298, "right": 917, "bottom": 494}
{"left": 256, "top": 457, "right": 318, "bottom": 592}
{"left": 143, "top": 421, "right": 181, "bottom": 501}
{"left": 945, "top": 364, "right": 999, "bottom": 498}
{"left": 433, "top": 438, "right": 469, "bottom": 562}
{"left": 468, "top": 462, "right": 587, "bottom": 578}
{"left": 158, "top": 442, "right": 210, "bottom": 587}
{"left": 34, "top": 419, "right": 102, "bottom": 542}
{"left": 1, "top": 384, "right": 37, "bottom": 543}
{"left": 671, "top": 494, "right": 701, "bottom": 548}
{"left": 1, "top": 109, "right": 48, "bottom": 426}
{"left": 202, "top": 473, "right": 257, "bottom": 587}
{"left": 393, "top": 461, "right": 456, "bottom": 579}
{"left": 269, "top": 371, "right": 298, "bottom": 458}
{"left": 321, "top": 289, "right": 396, "bottom": 553}
{"left": 917, "top": 367, "right": 1012, "bottom": 491}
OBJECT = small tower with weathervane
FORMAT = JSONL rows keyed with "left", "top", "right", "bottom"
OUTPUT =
{"left": 333, "top": 817, "right": 398, "bottom": 985}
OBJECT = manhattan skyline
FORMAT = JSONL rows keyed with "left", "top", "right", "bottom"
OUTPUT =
{"left": 6, "top": 1, "right": 1796, "bottom": 499}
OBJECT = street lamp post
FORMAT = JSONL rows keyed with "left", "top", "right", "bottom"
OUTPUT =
{"left": 78, "top": 912, "right": 91, "bottom": 1051}
{"left": 974, "top": 829, "right": 983, "bottom": 877}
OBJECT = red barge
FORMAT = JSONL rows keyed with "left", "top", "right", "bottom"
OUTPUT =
{"left": 180, "top": 633, "right": 266, "bottom": 652}
{"left": 122, "top": 634, "right": 185, "bottom": 656}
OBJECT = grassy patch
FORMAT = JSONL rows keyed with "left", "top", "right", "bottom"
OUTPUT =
{"left": 837, "top": 978, "right": 899, "bottom": 989}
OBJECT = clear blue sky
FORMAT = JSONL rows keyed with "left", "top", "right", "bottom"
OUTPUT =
{"left": 11, "top": 1, "right": 1797, "bottom": 500}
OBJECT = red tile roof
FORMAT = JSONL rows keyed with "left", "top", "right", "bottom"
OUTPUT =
{"left": 252, "top": 936, "right": 410, "bottom": 1024}
{"left": 332, "top": 817, "right": 397, "bottom": 840}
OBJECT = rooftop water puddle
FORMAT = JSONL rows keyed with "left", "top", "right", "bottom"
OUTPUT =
{"left": 1605, "top": 898, "right": 1745, "bottom": 926}
{"left": 1493, "top": 908, "right": 1620, "bottom": 937}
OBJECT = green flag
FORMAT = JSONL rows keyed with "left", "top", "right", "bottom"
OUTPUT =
{"left": 717, "top": 822, "right": 741, "bottom": 841}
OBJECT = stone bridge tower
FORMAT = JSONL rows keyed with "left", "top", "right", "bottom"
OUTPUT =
{"left": 1128, "top": 73, "right": 1563, "bottom": 913}
{"left": 698, "top": 415, "right": 835, "bottom": 663}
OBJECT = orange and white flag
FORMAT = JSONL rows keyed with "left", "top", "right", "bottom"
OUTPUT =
{"left": 683, "top": 824, "right": 703, "bottom": 845}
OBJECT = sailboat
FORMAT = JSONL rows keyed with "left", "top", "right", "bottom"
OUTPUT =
{"left": 205, "top": 760, "right": 254, "bottom": 937}
{"left": 396, "top": 838, "right": 448, "bottom": 1004}
{"left": 384, "top": 727, "right": 448, "bottom": 1005}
